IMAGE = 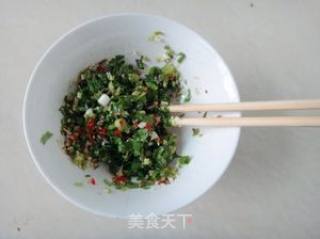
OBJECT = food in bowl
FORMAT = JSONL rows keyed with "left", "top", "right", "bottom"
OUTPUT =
{"left": 59, "top": 46, "right": 191, "bottom": 189}
{"left": 24, "top": 14, "right": 240, "bottom": 217}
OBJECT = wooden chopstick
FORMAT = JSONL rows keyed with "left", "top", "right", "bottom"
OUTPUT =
{"left": 169, "top": 99, "right": 320, "bottom": 127}
{"left": 169, "top": 100, "right": 320, "bottom": 112}
{"left": 173, "top": 116, "right": 320, "bottom": 127}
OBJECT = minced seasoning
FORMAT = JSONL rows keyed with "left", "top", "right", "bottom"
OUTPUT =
{"left": 60, "top": 54, "right": 190, "bottom": 189}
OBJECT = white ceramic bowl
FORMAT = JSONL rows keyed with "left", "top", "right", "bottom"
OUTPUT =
{"left": 23, "top": 14, "right": 240, "bottom": 218}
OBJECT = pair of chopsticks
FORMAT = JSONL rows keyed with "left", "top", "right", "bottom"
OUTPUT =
{"left": 169, "top": 100, "right": 320, "bottom": 127}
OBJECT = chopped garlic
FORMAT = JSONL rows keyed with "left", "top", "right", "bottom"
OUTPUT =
{"left": 76, "top": 92, "right": 82, "bottom": 99}
{"left": 97, "top": 94, "right": 110, "bottom": 107}
{"left": 84, "top": 108, "right": 95, "bottom": 118}
{"left": 150, "top": 131, "right": 159, "bottom": 140}
{"left": 137, "top": 122, "right": 146, "bottom": 128}
{"left": 106, "top": 72, "right": 114, "bottom": 81}
{"left": 156, "top": 53, "right": 171, "bottom": 63}
{"left": 131, "top": 177, "right": 140, "bottom": 183}
{"left": 143, "top": 158, "right": 151, "bottom": 165}
{"left": 148, "top": 31, "right": 164, "bottom": 42}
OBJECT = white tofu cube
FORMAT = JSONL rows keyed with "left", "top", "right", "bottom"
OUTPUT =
{"left": 97, "top": 94, "right": 110, "bottom": 107}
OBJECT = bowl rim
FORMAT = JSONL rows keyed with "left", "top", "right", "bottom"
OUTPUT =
{"left": 22, "top": 13, "right": 241, "bottom": 218}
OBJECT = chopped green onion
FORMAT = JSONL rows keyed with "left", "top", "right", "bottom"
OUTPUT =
{"left": 192, "top": 128, "right": 202, "bottom": 137}
{"left": 178, "top": 155, "right": 191, "bottom": 165}
{"left": 203, "top": 112, "right": 208, "bottom": 118}
{"left": 148, "top": 31, "right": 165, "bottom": 41}
{"left": 74, "top": 182, "right": 84, "bottom": 187}
{"left": 181, "top": 88, "right": 192, "bottom": 103}
{"left": 40, "top": 131, "right": 53, "bottom": 145}
{"left": 177, "top": 52, "right": 186, "bottom": 63}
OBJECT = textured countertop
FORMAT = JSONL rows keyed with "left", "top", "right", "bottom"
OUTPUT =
{"left": 1, "top": 0, "right": 320, "bottom": 238}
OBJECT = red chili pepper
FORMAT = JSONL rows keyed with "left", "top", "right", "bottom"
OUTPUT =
{"left": 132, "top": 121, "right": 139, "bottom": 129}
{"left": 86, "top": 119, "right": 95, "bottom": 142}
{"left": 96, "top": 65, "right": 107, "bottom": 73}
{"left": 86, "top": 118, "right": 95, "bottom": 131}
{"left": 89, "top": 177, "right": 96, "bottom": 185}
{"left": 97, "top": 127, "right": 108, "bottom": 137}
{"left": 145, "top": 122, "right": 153, "bottom": 131}
{"left": 113, "top": 129, "right": 122, "bottom": 137}
{"left": 68, "top": 128, "right": 82, "bottom": 141}
{"left": 157, "top": 178, "right": 169, "bottom": 185}
{"left": 68, "top": 132, "right": 79, "bottom": 141}
{"left": 113, "top": 175, "right": 127, "bottom": 184}
{"left": 87, "top": 134, "right": 94, "bottom": 143}
{"left": 154, "top": 115, "right": 161, "bottom": 125}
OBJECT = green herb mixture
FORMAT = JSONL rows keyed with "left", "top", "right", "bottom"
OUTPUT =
{"left": 60, "top": 50, "right": 191, "bottom": 189}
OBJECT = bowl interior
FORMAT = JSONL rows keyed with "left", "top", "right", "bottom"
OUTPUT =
{"left": 24, "top": 14, "right": 240, "bottom": 217}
